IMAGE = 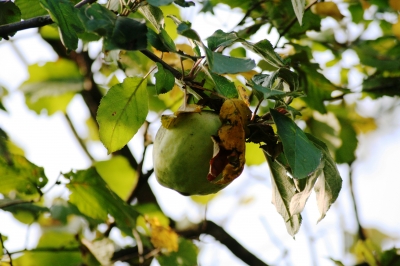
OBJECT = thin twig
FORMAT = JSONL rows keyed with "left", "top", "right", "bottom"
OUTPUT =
{"left": 349, "top": 164, "right": 366, "bottom": 240}
{"left": 8, "top": 247, "right": 80, "bottom": 255}
{"left": 274, "top": 0, "right": 318, "bottom": 48}
{"left": 0, "top": 199, "right": 35, "bottom": 209}
{"left": 64, "top": 114, "right": 95, "bottom": 162}
{"left": 0, "top": 233, "right": 13, "bottom": 266}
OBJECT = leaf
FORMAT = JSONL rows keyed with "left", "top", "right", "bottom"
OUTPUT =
{"left": 2, "top": 201, "right": 49, "bottom": 224}
{"left": 159, "top": 28, "right": 177, "bottom": 52}
{"left": 354, "top": 240, "right": 380, "bottom": 266}
{"left": 380, "top": 248, "right": 400, "bottom": 266}
{"left": 362, "top": 75, "right": 400, "bottom": 99}
{"left": 156, "top": 238, "right": 198, "bottom": 266}
{"left": 15, "top": 0, "right": 47, "bottom": 19}
{"left": 0, "top": 154, "right": 48, "bottom": 196}
{"left": 13, "top": 232, "right": 83, "bottom": 266}
{"left": 208, "top": 99, "right": 251, "bottom": 184}
{"left": 0, "top": 1, "right": 21, "bottom": 39}
{"left": 291, "top": 0, "right": 305, "bottom": 26}
{"left": 207, "top": 51, "right": 256, "bottom": 74}
{"left": 174, "top": 0, "right": 195, "bottom": 8}
{"left": 289, "top": 164, "right": 322, "bottom": 216}
{"left": 148, "top": 217, "right": 179, "bottom": 252}
{"left": 242, "top": 39, "right": 285, "bottom": 68}
{"left": 155, "top": 62, "right": 176, "bottom": 94}
{"left": 306, "top": 134, "right": 342, "bottom": 222}
{"left": 207, "top": 29, "right": 240, "bottom": 51}
{"left": 19, "top": 60, "right": 83, "bottom": 115}
{"left": 311, "top": 2, "right": 344, "bottom": 21}
{"left": 139, "top": 4, "right": 164, "bottom": 32}
{"left": 176, "top": 21, "right": 201, "bottom": 42}
{"left": 270, "top": 109, "right": 322, "bottom": 179}
{"left": 94, "top": 156, "right": 138, "bottom": 201}
{"left": 299, "top": 64, "right": 342, "bottom": 113}
{"left": 210, "top": 72, "right": 238, "bottom": 98}
{"left": 40, "top": 0, "right": 84, "bottom": 51}
{"left": 265, "top": 153, "right": 302, "bottom": 236}
{"left": 97, "top": 77, "right": 148, "bottom": 154}
{"left": 335, "top": 118, "right": 357, "bottom": 164}
{"left": 78, "top": 3, "right": 147, "bottom": 51}
{"left": 65, "top": 168, "right": 139, "bottom": 236}
{"left": 147, "top": 0, "right": 175, "bottom": 7}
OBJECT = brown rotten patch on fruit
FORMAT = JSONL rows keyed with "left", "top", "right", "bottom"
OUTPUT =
{"left": 208, "top": 99, "right": 252, "bottom": 184}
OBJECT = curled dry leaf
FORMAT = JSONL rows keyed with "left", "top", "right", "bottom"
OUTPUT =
{"left": 208, "top": 99, "right": 252, "bottom": 184}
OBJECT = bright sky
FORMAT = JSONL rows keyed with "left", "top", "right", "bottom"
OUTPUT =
{"left": 1, "top": 3, "right": 400, "bottom": 266}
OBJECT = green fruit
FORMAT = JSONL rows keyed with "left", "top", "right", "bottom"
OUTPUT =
{"left": 153, "top": 111, "right": 226, "bottom": 195}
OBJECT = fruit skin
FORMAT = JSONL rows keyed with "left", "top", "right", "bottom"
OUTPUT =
{"left": 153, "top": 111, "right": 226, "bottom": 195}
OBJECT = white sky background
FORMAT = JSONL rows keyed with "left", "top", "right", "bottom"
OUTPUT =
{"left": 1, "top": 2, "right": 400, "bottom": 266}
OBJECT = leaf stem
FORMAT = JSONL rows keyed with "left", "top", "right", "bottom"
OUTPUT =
{"left": 349, "top": 164, "right": 366, "bottom": 240}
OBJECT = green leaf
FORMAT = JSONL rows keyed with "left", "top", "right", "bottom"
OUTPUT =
{"left": 15, "top": 0, "right": 47, "bottom": 19}
{"left": 2, "top": 201, "right": 49, "bottom": 224}
{"left": 207, "top": 51, "right": 255, "bottom": 74}
{"left": 155, "top": 62, "right": 175, "bottom": 94}
{"left": 0, "top": 154, "right": 48, "bottom": 196}
{"left": 210, "top": 72, "right": 238, "bottom": 98}
{"left": 13, "top": 231, "right": 83, "bottom": 266}
{"left": 299, "top": 64, "right": 341, "bottom": 113}
{"left": 245, "top": 143, "right": 265, "bottom": 166}
{"left": 380, "top": 248, "right": 400, "bottom": 266}
{"left": 147, "top": 0, "right": 175, "bottom": 7}
{"left": 104, "top": 16, "right": 148, "bottom": 51}
{"left": 157, "top": 238, "right": 198, "bottom": 266}
{"left": 291, "top": 0, "right": 305, "bottom": 26}
{"left": 207, "top": 29, "right": 240, "bottom": 51}
{"left": 139, "top": 4, "right": 164, "bottom": 32}
{"left": 97, "top": 77, "right": 148, "bottom": 154}
{"left": 270, "top": 109, "right": 322, "bottom": 179}
{"left": 306, "top": 134, "right": 342, "bottom": 222}
{"left": 65, "top": 168, "right": 139, "bottom": 235}
{"left": 19, "top": 60, "right": 83, "bottom": 115}
{"left": 0, "top": 1, "right": 21, "bottom": 25}
{"left": 39, "top": 0, "right": 84, "bottom": 51}
{"left": 362, "top": 75, "right": 400, "bottom": 99}
{"left": 242, "top": 39, "right": 285, "bottom": 68}
{"left": 177, "top": 22, "right": 201, "bottom": 41}
{"left": 78, "top": 4, "right": 147, "bottom": 51}
{"left": 265, "top": 153, "right": 302, "bottom": 237}
{"left": 148, "top": 28, "right": 170, "bottom": 52}
{"left": 0, "top": 1, "right": 21, "bottom": 39}
{"left": 159, "top": 28, "right": 177, "bottom": 52}
{"left": 94, "top": 156, "right": 138, "bottom": 201}
{"left": 335, "top": 118, "right": 357, "bottom": 164}
{"left": 354, "top": 36, "right": 400, "bottom": 71}
{"left": 174, "top": 0, "right": 195, "bottom": 7}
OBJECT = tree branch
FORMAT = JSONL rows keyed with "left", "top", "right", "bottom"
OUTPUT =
{"left": 0, "top": 233, "right": 13, "bottom": 266}
{"left": 349, "top": 164, "right": 366, "bottom": 240}
{"left": 177, "top": 220, "right": 270, "bottom": 266}
{"left": 8, "top": 247, "right": 80, "bottom": 255}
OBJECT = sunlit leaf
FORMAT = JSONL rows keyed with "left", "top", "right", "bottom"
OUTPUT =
{"left": 155, "top": 62, "right": 175, "bottom": 94}
{"left": 147, "top": 0, "right": 175, "bottom": 7}
{"left": 65, "top": 168, "right": 139, "bottom": 235}
{"left": 94, "top": 156, "right": 138, "bottom": 201}
{"left": 97, "top": 77, "right": 148, "bottom": 154}
{"left": 160, "top": 28, "right": 177, "bottom": 52}
{"left": 19, "top": 60, "right": 83, "bottom": 115}
{"left": 39, "top": 0, "right": 84, "bottom": 51}
{"left": 291, "top": 0, "right": 305, "bottom": 26}
{"left": 15, "top": 0, "right": 47, "bottom": 19}
{"left": 13, "top": 231, "right": 83, "bottom": 266}
{"left": 265, "top": 153, "right": 302, "bottom": 236}
{"left": 0, "top": 154, "right": 47, "bottom": 196}
{"left": 139, "top": 4, "right": 164, "bottom": 32}
{"left": 270, "top": 109, "right": 322, "bottom": 179}
{"left": 306, "top": 134, "right": 342, "bottom": 222}
{"left": 156, "top": 238, "right": 198, "bottom": 266}
{"left": 311, "top": 2, "right": 344, "bottom": 21}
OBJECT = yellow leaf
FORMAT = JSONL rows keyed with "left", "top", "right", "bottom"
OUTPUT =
{"left": 390, "top": 0, "right": 400, "bottom": 10}
{"left": 208, "top": 99, "right": 252, "bottom": 184}
{"left": 245, "top": 142, "right": 265, "bottom": 166}
{"left": 353, "top": 239, "right": 380, "bottom": 266}
{"left": 311, "top": 2, "right": 344, "bottom": 21}
{"left": 148, "top": 217, "right": 179, "bottom": 253}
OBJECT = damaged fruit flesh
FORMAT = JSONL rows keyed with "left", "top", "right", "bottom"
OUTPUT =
{"left": 153, "top": 111, "right": 227, "bottom": 195}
